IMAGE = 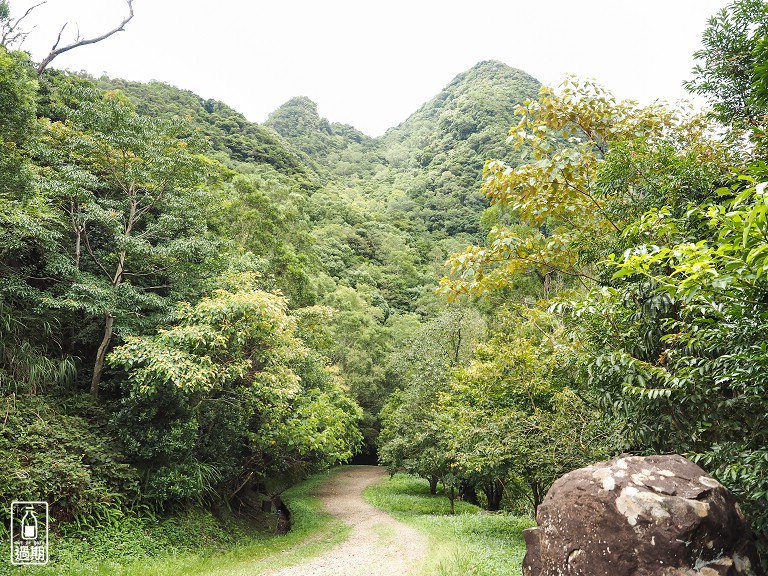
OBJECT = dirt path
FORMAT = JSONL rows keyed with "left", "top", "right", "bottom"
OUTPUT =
{"left": 266, "top": 466, "right": 427, "bottom": 576}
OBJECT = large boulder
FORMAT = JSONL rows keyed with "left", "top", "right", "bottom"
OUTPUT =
{"left": 523, "top": 454, "right": 763, "bottom": 576}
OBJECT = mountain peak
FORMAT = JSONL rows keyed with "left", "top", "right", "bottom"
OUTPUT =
{"left": 469, "top": 59, "right": 515, "bottom": 72}
{"left": 273, "top": 96, "right": 319, "bottom": 116}
{"left": 448, "top": 60, "right": 540, "bottom": 90}
{"left": 374, "top": 61, "right": 541, "bottom": 233}
{"left": 264, "top": 96, "right": 331, "bottom": 143}
{"left": 383, "top": 61, "right": 541, "bottom": 142}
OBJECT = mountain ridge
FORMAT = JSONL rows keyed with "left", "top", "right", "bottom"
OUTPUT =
{"left": 97, "top": 60, "right": 541, "bottom": 234}
{"left": 264, "top": 60, "right": 540, "bottom": 140}
{"left": 260, "top": 60, "right": 541, "bottom": 235}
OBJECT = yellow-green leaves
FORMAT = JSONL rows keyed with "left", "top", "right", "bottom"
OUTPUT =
{"left": 108, "top": 286, "right": 302, "bottom": 395}
{"left": 441, "top": 78, "right": 709, "bottom": 298}
{"left": 108, "top": 281, "right": 363, "bottom": 496}
{"left": 613, "top": 179, "right": 768, "bottom": 298}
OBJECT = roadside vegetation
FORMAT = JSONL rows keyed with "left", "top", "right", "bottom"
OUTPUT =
{"left": 364, "top": 474, "right": 533, "bottom": 576}
{"left": 0, "top": 470, "right": 347, "bottom": 576}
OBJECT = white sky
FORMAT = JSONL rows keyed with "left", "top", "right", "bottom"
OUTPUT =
{"left": 10, "top": 0, "right": 730, "bottom": 136}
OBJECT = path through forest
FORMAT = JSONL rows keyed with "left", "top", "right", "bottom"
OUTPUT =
{"left": 266, "top": 466, "right": 427, "bottom": 576}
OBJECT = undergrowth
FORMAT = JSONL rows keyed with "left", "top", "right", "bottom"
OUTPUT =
{"left": 0, "top": 468, "right": 347, "bottom": 576}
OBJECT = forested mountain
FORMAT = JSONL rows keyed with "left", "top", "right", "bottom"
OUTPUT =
{"left": 260, "top": 60, "right": 541, "bottom": 237}
{"left": 0, "top": 52, "right": 541, "bottom": 539}
{"left": 264, "top": 96, "right": 385, "bottom": 182}
{"left": 94, "top": 77, "right": 316, "bottom": 185}
{"left": 4, "top": 0, "right": 768, "bottom": 567}
{"left": 378, "top": 61, "right": 540, "bottom": 235}
{"left": 97, "top": 60, "right": 541, "bottom": 246}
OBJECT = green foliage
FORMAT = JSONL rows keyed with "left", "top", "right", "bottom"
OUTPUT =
{"left": 684, "top": 0, "right": 768, "bottom": 130}
{"left": 0, "top": 46, "right": 36, "bottom": 161}
{"left": 16, "top": 19, "right": 768, "bottom": 569}
{"left": 379, "top": 307, "right": 485, "bottom": 488}
{"left": 11, "top": 72, "right": 222, "bottom": 395}
{"left": 440, "top": 77, "right": 722, "bottom": 298}
{"left": 94, "top": 77, "right": 314, "bottom": 185}
{"left": 322, "top": 285, "right": 393, "bottom": 454}
{"left": 265, "top": 96, "right": 383, "bottom": 183}
{"left": 364, "top": 474, "right": 533, "bottom": 576}
{"left": 210, "top": 172, "right": 318, "bottom": 306}
{"left": 135, "top": 62, "right": 548, "bottom": 465}
{"left": 0, "top": 394, "right": 139, "bottom": 535}
{"left": 379, "top": 61, "right": 541, "bottom": 236}
{"left": 578, "top": 174, "right": 768, "bottom": 545}
{"left": 439, "top": 309, "right": 613, "bottom": 513}
{"left": 108, "top": 279, "right": 362, "bottom": 507}
{"left": 0, "top": 46, "right": 45, "bottom": 292}
{"left": 2, "top": 34, "right": 562, "bottom": 570}
{"left": 0, "top": 54, "right": 80, "bottom": 400}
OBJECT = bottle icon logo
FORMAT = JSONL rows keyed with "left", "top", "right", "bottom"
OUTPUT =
{"left": 21, "top": 507, "right": 38, "bottom": 540}
{"left": 10, "top": 501, "right": 48, "bottom": 565}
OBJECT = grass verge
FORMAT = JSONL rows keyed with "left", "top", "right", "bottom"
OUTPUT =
{"left": 1, "top": 468, "right": 348, "bottom": 576}
{"left": 363, "top": 474, "right": 534, "bottom": 576}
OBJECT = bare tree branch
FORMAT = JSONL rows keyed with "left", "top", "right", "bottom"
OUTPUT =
{"left": 36, "top": 0, "right": 134, "bottom": 75}
{"left": 48, "top": 22, "right": 66, "bottom": 52}
{"left": 0, "top": 1, "right": 45, "bottom": 48}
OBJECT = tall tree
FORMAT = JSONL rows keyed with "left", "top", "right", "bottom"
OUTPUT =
{"left": 440, "top": 78, "right": 718, "bottom": 299}
{"left": 440, "top": 309, "right": 611, "bottom": 513}
{"left": 583, "top": 173, "right": 768, "bottom": 548}
{"left": 379, "top": 307, "right": 485, "bottom": 494}
{"left": 0, "top": 44, "right": 35, "bottom": 196}
{"left": 35, "top": 84, "right": 216, "bottom": 396}
{"left": 0, "top": 47, "right": 79, "bottom": 393}
{"left": 108, "top": 279, "right": 363, "bottom": 507}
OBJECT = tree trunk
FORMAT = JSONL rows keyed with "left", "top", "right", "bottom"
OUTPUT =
{"left": 484, "top": 479, "right": 504, "bottom": 511}
{"left": 429, "top": 475, "right": 439, "bottom": 495}
{"left": 74, "top": 231, "right": 81, "bottom": 269}
{"left": 90, "top": 311, "right": 114, "bottom": 398}
{"left": 271, "top": 494, "right": 291, "bottom": 534}
{"left": 530, "top": 480, "right": 544, "bottom": 515}
{"left": 66, "top": 218, "right": 83, "bottom": 358}
{"left": 449, "top": 486, "right": 455, "bottom": 515}
{"left": 460, "top": 481, "right": 480, "bottom": 505}
{"left": 90, "top": 229, "right": 128, "bottom": 397}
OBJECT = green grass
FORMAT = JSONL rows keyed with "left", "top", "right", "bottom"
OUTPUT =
{"left": 0, "top": 468, "right": 349, "bottom": 576}
{"left": 364, "top": 474, "right": 534, "bottom": 576}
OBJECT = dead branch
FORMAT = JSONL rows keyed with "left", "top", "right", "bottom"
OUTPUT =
{"left": 36, "top": 0, "right": 134, "bottom": 75}
{"left": 0, "top": 1, "right": 45, "bottom": 48}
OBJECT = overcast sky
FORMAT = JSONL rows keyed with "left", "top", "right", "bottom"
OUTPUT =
{"left": 10, "top": 0, "right": 731, "bottom": 136}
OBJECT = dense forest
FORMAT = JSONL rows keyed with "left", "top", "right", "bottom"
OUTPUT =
{"left": 2, "top": 0, "right": 768, "bottom": 569}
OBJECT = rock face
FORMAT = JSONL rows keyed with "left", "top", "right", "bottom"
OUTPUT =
{"left": 523, "top": 454, "right": 764, "bottom": 576}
